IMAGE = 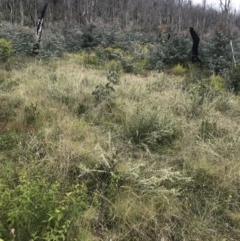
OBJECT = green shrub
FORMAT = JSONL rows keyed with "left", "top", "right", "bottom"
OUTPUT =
{"left": 163, "top": 36, "right": 191, "bottom": 65}
{"left": 76, "top": 50, "right": 102, "bottom": 68}
{"left": 134, "top": 58, "right": 148, "bottom": 69}
{"left": 0, "top": 170, "right": 88, "bottom": 241}
{"left": 205, "top": 28, "right": 232, "bottom": 74}
{"left": 0, "top": 38, "right": 12, "bottom": 62}
{"left": 107, "top": 70, "right": 120, "bottom": 84}
{"left": 172, "top": 63, "right": 187, "bottom": 75}
{"left": 92, "top": 71, "right": 120, "bottom": 103}
{"left": 92, "top": 83, "right": 115, "bottom": 103}
{"left": 39, "top": 32, "right": 64, "bottom": 59}
{"left": 105, "top": 59, "right": 122, "bottom": 71}
{"left": 61, "top": 24, "right": 83, "bottom": 52}
{"left": 124, "top": 107, "right": 177, "bottom": 149}
{"left": 148, "top": 43, "right": 165, "bottom": 71}
{"left": 0, "top": 23, "right": 34, "bottom": 55}
{"left": 209, "top": 74, "right": 226, "bottom": 91}
{"left": 185, "top": 84, "right": 208, "bottom": 119}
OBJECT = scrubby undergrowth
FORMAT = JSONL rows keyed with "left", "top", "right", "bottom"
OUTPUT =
{"left": 1, "top": 54, "right": 240, "bottom": 241}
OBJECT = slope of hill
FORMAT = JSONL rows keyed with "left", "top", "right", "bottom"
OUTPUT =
{"left": 1, "top": 55, "right": 240, "bottom": 241}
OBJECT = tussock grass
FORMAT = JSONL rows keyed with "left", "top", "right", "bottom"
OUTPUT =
{"left": 1, "top": 55, "right": 240, "bottom": 241}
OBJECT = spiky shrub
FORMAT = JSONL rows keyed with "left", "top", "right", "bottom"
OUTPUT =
{"left": 163, "top": 36, "right": 191, "bottom": 65}
{"left": 81, "top": 24, "right": 102, "bottom": 49}
{"left": 107, "top": 165, "right": 192, "bottom": 240}
{"left": 148, "top": 35, "right": 191, "bottom": 70}
{"left": 123, "top": 106, "right": 177, "bottom": 149}
{"left": 172, "top": 63, "right": 187, "bottom": 75}
{"left": 61, "top": 24, "right": 83, "bottom": 52}
{"left": 204, "top": 26, "right": 237, "bottom": 74}
{"left": 39, "top": 32, "right": 64, "bottom": 59}
{"left": 148, "top": 42, "right": 165, "bottom": 71}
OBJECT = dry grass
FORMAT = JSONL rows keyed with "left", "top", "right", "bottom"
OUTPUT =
{"left": 1, "top": 55, "right": 240, "bottom": 240}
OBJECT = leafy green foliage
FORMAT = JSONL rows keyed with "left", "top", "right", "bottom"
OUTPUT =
{"left": 92, "top": 71, "right": 119, "bottom": 103}
{"left": 0, "top": 38, "right": 12, "bottom": 62}
{"left": 0, "top": 170, "right": 88, "bottom": 241}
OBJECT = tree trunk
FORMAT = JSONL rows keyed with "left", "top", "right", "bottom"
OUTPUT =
{"left": 32, "top": 3, "right": 48, "bottom": 55}
{"left": 19, "top": 0, "right": 24, "bottom": 26}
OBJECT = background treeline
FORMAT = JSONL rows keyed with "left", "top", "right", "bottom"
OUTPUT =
{"left": 1, "top": 0, "right": 240, "bottom": 32}
{"left": 1, "top": 1, "right": 240, "bottom": 91}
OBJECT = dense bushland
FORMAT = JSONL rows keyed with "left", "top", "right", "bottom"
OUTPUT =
{"left": 1, "top": 20, "right": 240, "bottom": 91}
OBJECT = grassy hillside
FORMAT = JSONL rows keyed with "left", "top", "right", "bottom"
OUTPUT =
{"left": 1, "top": 54, "right": 240, "bottom": 241}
